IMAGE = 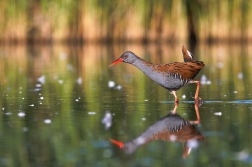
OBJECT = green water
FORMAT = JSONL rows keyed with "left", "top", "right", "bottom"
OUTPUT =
{"left": 0, "top": 44, "right": 251, "bottom": 167}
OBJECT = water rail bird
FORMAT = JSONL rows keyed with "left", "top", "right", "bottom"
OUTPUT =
{"left": 110, "top": 46, "right": 205, "bottom": 102}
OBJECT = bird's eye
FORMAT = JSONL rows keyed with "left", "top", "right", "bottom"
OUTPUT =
{"left": 124, "top": 55, "right": 128, "bottom": 59}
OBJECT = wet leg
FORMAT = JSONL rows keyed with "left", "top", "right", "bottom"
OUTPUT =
{"left": 189, "top": 102, "right": 201, "bottom": 124}
{"left": 193, "top": 81, "right": 202, "bottom": 102}
{"left": 171, "top": 91, "right": 179, "bottom": 103}
{"left": 171, "top": 101, "right": 178, "bottom": 114}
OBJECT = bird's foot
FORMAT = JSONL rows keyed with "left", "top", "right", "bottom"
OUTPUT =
{"left": 174, "top": 97, "right": 179, "bottom": 104}
{"left": 195, "top": 96, "right": 201, "bottom": 101}
{"left": 195, "top": 97, "right": 203, "bottom": 105}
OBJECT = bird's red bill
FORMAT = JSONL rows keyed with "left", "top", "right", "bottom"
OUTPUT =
{"left": 110, "top": 138, "right": 124, "bottom": 148}
{"left": 109, "top": 58, "right": 123, "bottom": 67}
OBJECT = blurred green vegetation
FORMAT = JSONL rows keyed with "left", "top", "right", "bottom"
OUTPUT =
{"left": 1, "top": 0, "right": 252, "bottom": 44}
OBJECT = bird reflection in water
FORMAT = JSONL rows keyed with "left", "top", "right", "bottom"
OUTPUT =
{"left": 110, "top": 102, "right": 204, "bottom": 158}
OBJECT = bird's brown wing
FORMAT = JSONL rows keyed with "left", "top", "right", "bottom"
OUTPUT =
{"left": 152, "top": 62, "right": 205, "bottom": 80}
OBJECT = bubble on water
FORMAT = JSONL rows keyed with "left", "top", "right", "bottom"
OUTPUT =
{"left": 58, "top": 80, "right": 64, "bottom": 84}
{"left": 144, "top": 99, "right": 148, "bottom": 101}
{"left": 18, "top": 112, "right": 25, "bottom": 117}
{"left": 34, "top": 88, "right": 41, "bottom": 91}
{"left": 142, "top": 117, "right": 146, "bottom": 121}
{"left": 75, "top": 99, "right": 79, "bottom": 102}
{"left": 200, "top": 75, "right": 211, "bottom": 85}
{"left": 233, "top": 91, "right": 238, "bottom": 93}
{"left": 108, "top": 81, "right": 115, "bottom": 88}
{"left": 201, "top": 75, "right": 207, "bottom": 82}
{"left": 237, "top": 72, "right": 243, "bottom": 80}
{"left": 77, "top": 77, "right": 82, "bottom": 85}
{"left": 182, "top": 94, "right": 186, "bottom": 99}
{"left": 44, "top": 119, "right": 52, "bottom": 124}
{"left": 37, "top": 75, "right": 45, "bottom": 84}
{"left": 2, "top": 108, "right": 4, "bottom": 110}
{"left": 40, "top": 97, "right": 44, "bottom": 100}
{"left": 214, "top": 112, "right": 222, "bottom": 116}
{"left": 36, "top": 83, "right": 42, "bottom": 88}
{"left": 29, "top": 104, "right": 34, "bottom": 107}
{"left": 5, "top": 112, "right": 12, "bottom": 115}
{"left": 102, "top": 111, "right": 112, "bottom": 130}
{"left": 236, "top": 150, "right": 249, "bottom": 161}
{"left": 116, "top": 85, "right": 122, "bottom": 90}
{"left": 88, "top": 112, "right": 96, "bottom": 115}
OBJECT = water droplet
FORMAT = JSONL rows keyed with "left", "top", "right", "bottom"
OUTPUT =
{"left": 44, "top": 119, "right": 52, "bottom": 124}
{"left": 58, "top": 80, "right": 64, "bottom": 84}
{"left": 5, "top": 112, "right": 12, "bottom": 115}
{"left": 18, "top": 112, "right": 25, "bottom": 117}
{"left": 37, "top": 75, "right": 45, "bottom": 84}
{"left": 102, "top": 111, "right": 112, "bottom": 130}
{"left": 108, "top": 81, "right": 115, "bottom": 88}
{"left": 77, "top": 77, "right": 82, "bottom": 85}
{"left": 237, "top": 72, "right": 243, "bottom": 80}
{"left": 214, "top": 112, "right": 222, "bottom": 116}
{"left": 116, "top": 85, "right": 122, "bottom": 90}
{"left": 88, "top": 112, "right": 96, "bottom": 115}
{"left": 36, "top": 83, "right": 42, "bottom": 87}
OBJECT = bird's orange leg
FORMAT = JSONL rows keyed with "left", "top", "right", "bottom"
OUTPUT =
{"left": 189, "top": 102, "right": 201, "bottom": 124}
{"left": 171, "top": 91, "right": 179, "bottom": 103}
{"left": 171, "top": 101, "right": 178, "bottom": 114}
{"left": 193, "top": 81, "right": 202, "bottom": 102}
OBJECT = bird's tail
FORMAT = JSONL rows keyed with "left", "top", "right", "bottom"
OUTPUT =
{"left": 182, "top": 45, "right": 194, "bottom": 62}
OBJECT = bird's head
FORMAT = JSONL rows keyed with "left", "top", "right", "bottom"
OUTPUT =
{"left": 110, "top": 51, "right": 137, "bottom": 66}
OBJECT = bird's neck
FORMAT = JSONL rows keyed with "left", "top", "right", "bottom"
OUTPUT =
{"left": 131, "top": 58, "right": 153, "bottom": 72}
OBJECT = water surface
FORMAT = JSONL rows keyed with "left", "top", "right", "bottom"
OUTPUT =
{"left": 0, "top": 44, "right": 252, "bottom": 167}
